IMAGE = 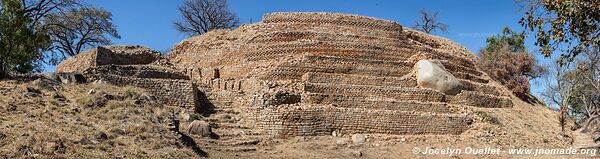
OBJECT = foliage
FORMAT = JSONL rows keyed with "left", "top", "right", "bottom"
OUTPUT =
{"left": 0, "top": 0, "right": 51, "bottom": 78}
{"left": 519, "top": 0, "right": 600, "bottom": 65}
{"left": 478, "top": 27, "right": 545, "bottom": 100}
{"left": 0, "top": 0, "right": 89, "bottom": 78}
{"left": 190, "top": 113, "right": 201, "bottom": 121}
{"left": 474, "top": 111, "right": 500, "bottom": 125}
{"left": 412, "top": 9, "right": 448, "bottom": 34}
{"left": 124, "top": 89, "right": 139, "bottom": 100}
{"left": 44, "top": 7, "right": 120, "bottom": 65}
{"left": 174, "top": 0, "right": 239, "bottom": 36}
{"left": 561, "top": 46, "right": 600, "bottom": 126}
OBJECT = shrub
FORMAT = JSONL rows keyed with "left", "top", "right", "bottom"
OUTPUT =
{"left": 478, "top": 27, "right": 544, "bottom": 100}
{"left": 474, "top": 111, "right": 501, "bottom": 125}
{"left": 190, "top": 113, "right": 201, "bottom": 121}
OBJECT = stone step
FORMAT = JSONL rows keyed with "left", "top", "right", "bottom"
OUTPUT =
{"left": 216, "top": 138, "right": 261, "bottom": 146}
{"left": 246, "top": 39, "right": 416, "bottom": 62}
{"left": 452, "top": 72, "right": 489, "bottom": 83}
{"left": 438, "top": 60, "right": 483, "bottom": 76}
{"left": 459, "top": 79, "right": 502, "bottom": 96}
{"left": 573, "top": 130, "right": 598, "bottom": 150}
{"left": 206, "top": 145, "right": 258, "bottom": 152}
{"left": 257, "top": 105, "right": 473, "bottom": 137}
{"left": 262, "top": 12, "right": 402, "bottom": 32}
{"left": 303, "top": 93, "right": 449, "bottom": 113}
{"left": 212, "top": 123, "right": 253, "bottom": 129}
{"left": 303, "top": 83, "right": 446, "bottom": 103}
{"left": 212, "top": 129, "right": 263, "bottom": 137}
{"left": 449, "top": 91, "right": 513, "bottom": 108}
{"left": 302, "top": 72, "right": 416, "bottom": 88}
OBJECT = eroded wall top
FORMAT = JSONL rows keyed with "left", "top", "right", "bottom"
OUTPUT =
{"left": 56, "top": 45, "right": 160, "bottom": 73}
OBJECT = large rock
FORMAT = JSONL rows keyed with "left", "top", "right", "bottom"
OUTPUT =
{"left": 186, "top": 120, "right": 213, "bottom": 137}
{"left": 415, "top": 60, "right": 463, "bottom": 95}
{"left": 352, "top": 134, "right": 366, "bottom": 144}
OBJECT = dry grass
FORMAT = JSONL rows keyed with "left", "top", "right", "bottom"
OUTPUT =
{"left": 0, "top": 80, "right": 197, "bottom": 158}
{"left": 0, "top": 79, "right": 573, "bottom": 159}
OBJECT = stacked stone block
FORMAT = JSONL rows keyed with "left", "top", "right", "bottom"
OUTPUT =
{"left": 163, "top": 12, "right": 517, "bottom": 137}
{"left": 84, "top": 65, "right": 198, "bottom": 109}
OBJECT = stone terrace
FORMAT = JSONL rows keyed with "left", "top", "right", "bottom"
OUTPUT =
{"left": 164, "top": 12, "right": 515, "bottom": 137}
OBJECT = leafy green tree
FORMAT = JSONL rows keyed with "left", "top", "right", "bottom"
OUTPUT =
{"left": 0, "top": 0, "right": 51, "bottom": 78}
{"left": 519, "top": 0, "right": 600, "bottom": 64}
{"left": 478, "top": 27, "right": 545, "bottom": 100}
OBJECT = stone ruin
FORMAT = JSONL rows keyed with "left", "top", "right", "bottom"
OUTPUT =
{"left": 56, "top": 45, "right": 198, "bottom": 109}
{"left": 56, "top": 12, "right": 515, "bottom": 138}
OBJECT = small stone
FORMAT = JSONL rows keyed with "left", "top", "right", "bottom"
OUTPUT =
{"left": 180, "top": 112, "right": 190, "bottom": 122}
{"left": 44, "top": 142, "right": 58, "bottom": 153}
{"left": 186, "top": 120, "right": 212, "bottom": 137}
{"left": 332, "top": 131, "right": 337, "bottom": 137}
{"left": 352, "top": 150, "right": 363, "bottom": 157}
{"left": 88, "top": 89, "right": 96, "bottom": 94}
{"left": 26, "top": 86, "right": 41, "bottom": 94}
{"left": 132, "top": 99, "right": 142, "bottom": 105}
{"left": 78, "top": 137, "right": 93, "bottom": 145}
{"left": 336, "top": 139, "right": 349, "bottom": 145}
{"left": 43, "top": 140, "right": 65, "bottom": 154}
{"left": 352, "top": 134, "right": 366, "bottom": 144}
{"left": 95, "top": 132, "right": 108, "bottom": 141}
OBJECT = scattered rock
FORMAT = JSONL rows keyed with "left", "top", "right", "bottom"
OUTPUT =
{"left": 336, "top": 138, "right": 349, "bottom": 146}
{"left": 88, "top": 89, "right": 96, "bottom": 94}
{"left": 6, "top": 104, "right": 17, "bottom": 112}
{"left": 43, "top": 140, "right": 66, "bottom": 154}
{"left": 180, "top": 112, "right": 191, "bottom": 122}
{"left": 266, "top": 91, "right": 301, "bottom": 105}
{"left": 25, "top": 86, "right": 42, "bottom": 94}
{"left": 216, "top": 114, "right": 234, "bottom": 123}
{"left": 132, "top": 99, "right": 143, "bottom": 105}
{"left": 415, "top": 59, "right": 463, "bottom": 95}
{"left": 93, "top": 80, "right": 107, "bottom": 84}
{"left": 94, "top": 132, "right": 108, "bottom": 141}
{"left": 186, "top": 120, "right": 213, "bottom": 137}
{"left": 352, "top": 134, "right": 366, "bottom": 144}
{"left": 102, "top": 94, "right": 115, "bottom": 100}
{"left": 32, "top": 78, "right": 61, "bottom": 92}
{"left": 332, "top": 131, "right": 337, "bottom": 137}
{"left": 56, "top": 72, "right": 86, "bottom": 84}
{"left": 78, "top": 137, "right": 93, "bottom": 145}
{"left": 352, "top": 150, "right": 363, "bottom": 157}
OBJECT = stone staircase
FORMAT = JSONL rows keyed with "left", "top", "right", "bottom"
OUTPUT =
{"left": 573, "top": 130, "right": 598, "bottom": 149}
{"left": 195, "top": 86, "right": 264, "bottom": 153}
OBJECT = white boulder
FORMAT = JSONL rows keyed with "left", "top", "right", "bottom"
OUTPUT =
{"left": 415, "top": 60, "right": 463, "bottom": 95}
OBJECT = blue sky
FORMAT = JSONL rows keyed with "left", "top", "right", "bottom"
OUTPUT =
{"left": 47, "top": 0, "right": 553, "bottom": 99}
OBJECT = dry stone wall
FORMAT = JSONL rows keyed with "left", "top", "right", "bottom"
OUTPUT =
{"left": 84, "top": 65, "right": 197, "bottom": 109}
{"left": 56, "top": 45, "right": 160, "bottom": 73}
{"left": 258, "top": 105, "right": 472, "bottom": 137}
{"left": 160, "top": 12, "right": 518, "bottom": 137}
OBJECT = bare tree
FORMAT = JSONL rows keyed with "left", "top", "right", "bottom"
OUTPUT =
{"left": 412, "top": 9, "right": 449, "bottom": 34}
{"left": 569, "top": 46, "right": 600, "bottom": 131}
{"left": 541, "top": 61, "right": 580, "bottom": 131}
{"left": 44, "top": 7, "right": 120, "bottom": 64}
{"left": 174, "top": 0, "right": 239, "bottom": 36}
{"left": 20, "top": 0, "right": 81, "bottom": 26}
